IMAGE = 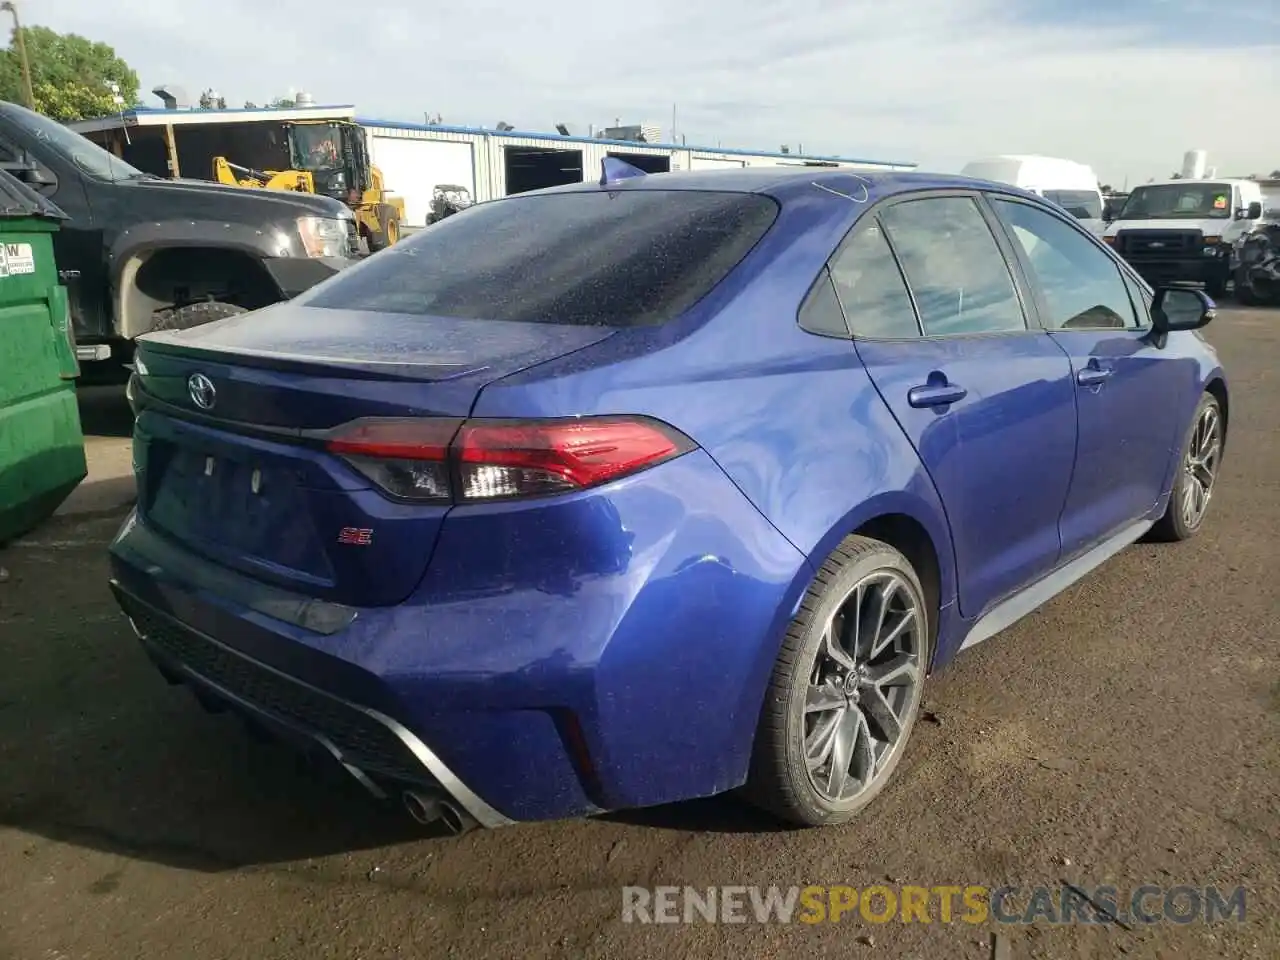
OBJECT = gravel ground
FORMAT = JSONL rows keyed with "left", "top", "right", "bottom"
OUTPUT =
{"left": 1, "top": 310, "right": 1277, "bottom": 960}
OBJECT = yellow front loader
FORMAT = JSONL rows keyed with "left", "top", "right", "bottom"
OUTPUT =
{"left": 212, "top": 120, "right": 405, "bottom": 251}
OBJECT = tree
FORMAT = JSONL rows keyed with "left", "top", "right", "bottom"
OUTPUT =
{"left": 267, "top": 96, "right": 295, "bottom": 108}
{"left": 0, "top": 26, "right": 139, "bottom": 121}
{"left": 198, "top": 88, "right": 227, "bottom": 110}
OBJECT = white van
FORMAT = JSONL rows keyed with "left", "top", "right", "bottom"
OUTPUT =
{"left": 1102, "top": 178, "right": 1265, "bottom": 295}
{"left": 960, "top": 155, "right": 1106, "bottom": 235}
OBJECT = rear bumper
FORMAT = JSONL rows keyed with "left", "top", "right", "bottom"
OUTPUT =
{"left": 108, "top": 449, "right": 810, "bottom": 822}
{"left": 111, "top": 580, "right": 512, "bottom": 827}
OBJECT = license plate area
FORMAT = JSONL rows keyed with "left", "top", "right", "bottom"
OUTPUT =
{"left": 148, "top": 443, "right": 335, "bottom": 584}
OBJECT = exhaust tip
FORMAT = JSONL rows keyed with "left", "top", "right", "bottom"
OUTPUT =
{"left": 403, "top": 790, "right": 442, "bottom": 826}
{"left": 438, "top": 800, "right": 478, "bottom": 836}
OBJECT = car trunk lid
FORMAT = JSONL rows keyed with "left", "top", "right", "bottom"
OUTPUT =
{"left": 132, "top": 303, "right": 615, "bottom": 606}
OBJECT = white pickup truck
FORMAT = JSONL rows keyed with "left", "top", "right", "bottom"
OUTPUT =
{"left": 1102, "top": 178, "right": 1265, "bottom": 296}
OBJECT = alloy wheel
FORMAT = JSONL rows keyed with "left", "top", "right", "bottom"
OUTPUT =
{"left": 1181, "top": 402, "right": 1221, "bottom": 530}
{"left": 803, "top": 570, "right": 924, "bottom": 803}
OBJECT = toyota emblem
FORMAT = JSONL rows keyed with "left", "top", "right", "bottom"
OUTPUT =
{"left": 188, "top": 373, "right": 216, "bottom": 410}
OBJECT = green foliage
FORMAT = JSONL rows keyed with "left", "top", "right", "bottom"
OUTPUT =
{"left": 198, "top": 88, "right": 227, "bottom": 110}
{"left": 267, "top": 96, "right": 296, "bottom": 108}
{"left": 0, "top": 26, "right": 139, "bottom": 121}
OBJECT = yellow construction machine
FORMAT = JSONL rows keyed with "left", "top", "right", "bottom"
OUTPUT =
{"left": 213, "top": 120, "right": 404, "bottom": 251}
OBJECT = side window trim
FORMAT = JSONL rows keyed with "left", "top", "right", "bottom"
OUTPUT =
{"left": 824, "top": 214, "right": 924, "bottom": 341}
{"left": 985, "top": 192, "right": 1144, "bottom": 332}
{"left": 873, "top": 189, "right": 1036, "bottom": 340}
{"left": 1120, "top": 268, "right": 1154, "bottom": 330}
{"left": 970, "top": 192, "right": 1048, "bottom": 332}
{"left": 872, "top": 214, "right": 925, "bottom": 338}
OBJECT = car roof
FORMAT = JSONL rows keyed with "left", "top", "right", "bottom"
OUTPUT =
{"left": 532, "top": 167, "right": 1043, "bottom": 207}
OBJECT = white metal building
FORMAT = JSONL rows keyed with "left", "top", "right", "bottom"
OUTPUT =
{"left": 359, "top": 118, "right": 916, "bottom": 225}
{"left": 71, "top": 105, "right": 917, "bottom": 227}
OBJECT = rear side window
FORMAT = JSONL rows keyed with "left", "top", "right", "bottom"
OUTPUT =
{"left": 828, "top": 222, "right": 920, "bottom": 339}
{"left": 302, "top": 190, "right": 779, "bottom": 326}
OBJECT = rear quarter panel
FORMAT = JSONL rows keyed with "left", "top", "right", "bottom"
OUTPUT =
{"left": 472, "top": 190, "right": 959, "bottom": 632}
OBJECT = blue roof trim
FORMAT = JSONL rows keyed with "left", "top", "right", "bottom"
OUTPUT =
{"left": 125, "top": 104, "right": 356, "bottom": 118}
{"left": 102, "top": 105, "right": 916, "bottom": 168}
{"left": 354, "top": 116, "right": 917, "bottom": 169}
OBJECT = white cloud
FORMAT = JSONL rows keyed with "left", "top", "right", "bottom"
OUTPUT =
{"left": 26, "top": 0, "right": 1280, "bottom": 183}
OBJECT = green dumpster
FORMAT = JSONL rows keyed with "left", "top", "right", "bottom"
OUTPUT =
{"left": 0, "top": 168, "right": 86, "bottom": 544}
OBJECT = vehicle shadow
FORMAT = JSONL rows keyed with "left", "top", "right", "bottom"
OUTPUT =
{"left": 0, "top": 532, "right": 442, "bottom": 872}
{"left": 0, "top": 547, "right": 794, "bottom": 875}
{"left": 76, "top": 384, "right": 133, "bottom": 438}
{"left": 602, "top": 795, "right": 796, "bottom": 834}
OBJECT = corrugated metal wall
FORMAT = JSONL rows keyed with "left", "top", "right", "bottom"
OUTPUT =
{"left": 362, "top": 123, "right": 914, "bottom": 214}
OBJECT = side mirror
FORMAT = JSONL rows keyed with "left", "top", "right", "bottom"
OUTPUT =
{"left": 1151, "top": 286, "right": 1215, "bottom": 334}
{"left": 1243, "top": 201, "right": 1263, "bottom": 220}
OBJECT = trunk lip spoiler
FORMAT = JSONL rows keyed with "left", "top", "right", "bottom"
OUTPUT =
{"left": 135, "top": 338, "right": 480, "bottom": 382}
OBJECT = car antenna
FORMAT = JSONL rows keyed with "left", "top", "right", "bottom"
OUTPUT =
{"left": 599, "top": 156, "right": 647, "bottom": 187}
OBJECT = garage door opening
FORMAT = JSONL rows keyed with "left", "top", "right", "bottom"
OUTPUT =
{"left": 504, "top": 147, "right": 583, "bottom": 195}
{"left": 607, "top": 152, "right": 671, "bottom": 174}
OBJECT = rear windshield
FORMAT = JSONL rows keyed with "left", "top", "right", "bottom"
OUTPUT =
{"left": 300, "top": 189, "right": 779, "bottom": 326}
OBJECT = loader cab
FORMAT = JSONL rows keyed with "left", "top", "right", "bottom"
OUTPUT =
{"left": 286, "top": 121, "right": 370, "bottom": 205}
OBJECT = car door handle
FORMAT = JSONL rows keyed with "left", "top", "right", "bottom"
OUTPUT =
{"left": 1076, "top": 364, "right": 1113, "bottom": 387}
{"left": 907, "top": 382, "right": 968, "bottom": 408}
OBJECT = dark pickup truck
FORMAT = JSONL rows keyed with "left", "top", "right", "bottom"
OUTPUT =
{"left": 0, "top": 101, "right": 359, "bottom": 377}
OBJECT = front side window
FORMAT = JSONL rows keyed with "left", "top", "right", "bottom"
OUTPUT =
{"left": 992, "top": 198, "right": 1138, "bottom": 331}
{"left": 879, "top": 196, "right": 1027, "bottom": 336}
{"left": 827, "top": 221, "right": 919, "bottom": 339}
{"left": 1117, "top": 182, "right": 1234, "bottom": 220}
{"left": 301, "top": 189, "right": 779, "bottom": 327}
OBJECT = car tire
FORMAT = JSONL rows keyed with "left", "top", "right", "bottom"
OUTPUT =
{"left": 1150, "top": 392, "right": 1223, "bottom": 542}
{"left": 745, "top": 535, "right": 931, "bottom": 827}
{"left": 150, "top": 301, "right": 248, "bottom": 332}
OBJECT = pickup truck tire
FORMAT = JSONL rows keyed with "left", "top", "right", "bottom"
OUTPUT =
{"left": 150, "top": 301, "right": 247, "bottom": 332}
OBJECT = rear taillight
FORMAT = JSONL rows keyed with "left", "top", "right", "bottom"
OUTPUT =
{"left": 323, "top": 416, "right": 694, "bottom": 503}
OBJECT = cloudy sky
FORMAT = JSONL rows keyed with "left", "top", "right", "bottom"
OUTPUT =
{"left": 28, "top": 0, "right": 1280, "bottom": 185}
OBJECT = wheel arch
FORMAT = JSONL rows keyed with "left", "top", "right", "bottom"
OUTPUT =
{"left": 112, "top": 243, "right": 283, "bottom": 340}
{"left": 793, "top": 491, "right": 957, "bottom": 673}
{"left": 108, "top": 222, "right": 288, "bottom": 340}
{"left": 1204, "top": 373, "right": 1228, "bottom": 449}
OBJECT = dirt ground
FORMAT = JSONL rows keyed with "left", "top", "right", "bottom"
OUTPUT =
{"left": 1, "top": 311, "right": 1277, "bottom": 960}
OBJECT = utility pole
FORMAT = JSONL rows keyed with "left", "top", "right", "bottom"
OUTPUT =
{"left": 1, "top": 2, "right": 34, "bottom": 110}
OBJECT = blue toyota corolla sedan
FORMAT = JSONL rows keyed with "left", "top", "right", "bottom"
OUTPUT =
{"left": 109, "top": 164, "right": 1227, "bottom": 834}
